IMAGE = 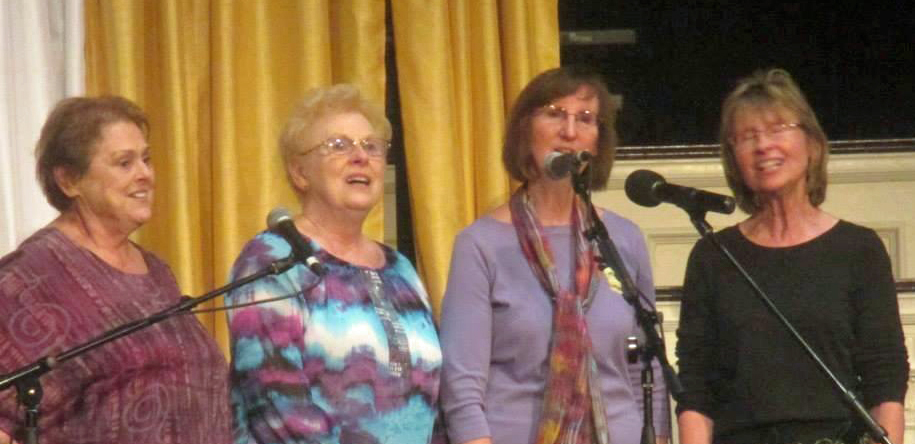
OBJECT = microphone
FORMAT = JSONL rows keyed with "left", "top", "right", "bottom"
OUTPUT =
{"left": 266, "top": 208, "right": 326, "bottom": 276}
{"left": 545, "top": 151, "right": 592, "bottom": 179}
{"left": 625, "top": 169, "right": 736, "bottom": 215}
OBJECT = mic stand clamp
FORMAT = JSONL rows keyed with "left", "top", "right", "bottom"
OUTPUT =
{"left": 685, "top": 208, "right": 892, "bottom": 444}
{"left": 571, "top": 171, "right": 682, "bottom": 444}
{"left": 0, "top": 253, "right": 304, "bottom": 444}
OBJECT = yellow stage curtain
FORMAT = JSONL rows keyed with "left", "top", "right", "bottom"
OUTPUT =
{"left": 390, "top": 0, "right": 559, "bottom": 315}
{"left": 85, "top": 0, "right": 387, "bottom": 356}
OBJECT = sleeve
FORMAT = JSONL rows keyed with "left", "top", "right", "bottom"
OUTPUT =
{"left": 225, "top": 233, "right": 328, "bottom": 444}
{"left": 439, "top": 229, "right": 495, "bottom": 444}
{"left": 850, "top": 229, "right": 909, "bottom": 407}
{"left": 622, "top": 223, "right": 672, "bottom": 436}
{"left": 674, "top": 237, "right": 718, "bottom": 416}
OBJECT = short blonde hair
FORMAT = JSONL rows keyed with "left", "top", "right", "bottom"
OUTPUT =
{"left": 279, "top": 84, "right": 391, "bottom": 171}
{"left": 719, "top": 69, "right": 829, "bottom": 214}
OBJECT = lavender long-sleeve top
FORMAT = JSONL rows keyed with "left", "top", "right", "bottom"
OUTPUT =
{"left": 440, "top": 211, "right": 671, "bottom": 444}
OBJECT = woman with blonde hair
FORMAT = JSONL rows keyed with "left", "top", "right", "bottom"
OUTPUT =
{"left": 676, "top": 69, "right": 908, "bottom": 444}
{"left": 226, "top": 84, "right": 442, "bottom": 444}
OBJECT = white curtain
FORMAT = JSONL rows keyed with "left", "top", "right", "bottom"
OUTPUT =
{"left": 0, "top": 0, "right": 84, "bottom": 255}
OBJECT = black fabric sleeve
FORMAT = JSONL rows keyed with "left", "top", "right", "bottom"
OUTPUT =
{"left": 675, "top": 237, "right": 718, "bottom": 415}
{"left": 850, "top": 228, "right": 909, "bottom": 407}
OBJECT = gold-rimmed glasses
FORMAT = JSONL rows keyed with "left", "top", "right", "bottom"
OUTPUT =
{"left": 536, "top": 104, "right": 598, "bottom": 129}
{"left": 301, "top": 136, "right": 391, "bottom": 158}
{"left": 731, "top": 122, "right": 803, "bottom": 149}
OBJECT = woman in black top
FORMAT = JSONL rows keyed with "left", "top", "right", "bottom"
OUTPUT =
{"left": 675, "top": 69, "right": 908, "bottom": 444}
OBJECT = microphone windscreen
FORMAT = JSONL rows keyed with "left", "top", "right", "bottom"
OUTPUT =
{"left": 267, "top": 207, "right": 293, "bottom": 230}
{"left": 625, "top": 169, "right": 664, "bottom": 207}
{"left": 544, "top": 151, "right": 566, "bottom": 179}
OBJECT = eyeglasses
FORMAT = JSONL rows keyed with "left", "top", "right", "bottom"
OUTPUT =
{"left": 731, "top": 122, "right": 803, "bottom": 149}
{"left": 302, "top": 136, "right": 391, "bottom": 158}
{"left": 536, "top": 104, "right": 598, "bottom": 129}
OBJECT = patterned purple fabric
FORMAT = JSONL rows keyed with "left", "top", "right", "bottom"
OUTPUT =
{"left": 226, "top": 231, "right": 442, "bottom": 444}
{"left": 0, "top": 228, "right": 231, "bottom": 444}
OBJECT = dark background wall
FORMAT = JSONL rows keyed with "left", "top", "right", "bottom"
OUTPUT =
{"left": 559, "top": 1, "right": 915, "bottom": 146}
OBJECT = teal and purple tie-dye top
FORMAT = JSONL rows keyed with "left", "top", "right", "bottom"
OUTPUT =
{"left": 226, "top": 231, "right": 442, "bottom": 444}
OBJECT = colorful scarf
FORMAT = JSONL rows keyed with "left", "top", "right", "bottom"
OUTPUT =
{"left": 510, "top": 187, "right": 610, "bottom": 444}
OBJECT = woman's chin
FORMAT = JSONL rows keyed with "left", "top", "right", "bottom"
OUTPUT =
{"left": 342, "top": 195, "right": 382, "bottom": 214}
{"left": 127, "top": 212, "right": 153, "bottom": 231}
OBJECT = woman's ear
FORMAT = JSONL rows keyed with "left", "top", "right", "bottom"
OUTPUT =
{"left": 288, "top": 159, "right": 310, "bottom": 193}
{"left": 54, "top": 166, "right": 80, "bottom": 198}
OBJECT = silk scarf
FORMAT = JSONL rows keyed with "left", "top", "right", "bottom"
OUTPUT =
{"left": 509, "top": 187, "right": 610, "bottom": 444}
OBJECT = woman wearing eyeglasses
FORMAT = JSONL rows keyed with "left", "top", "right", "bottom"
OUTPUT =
{"left": 439, "top": 66, "right": 670, "bottom": 444}
{"left": 225, "top": 84, "right": 442, "bottom": 444}
{"left": 676, "top": 69, "right": 908, "bottom": 444}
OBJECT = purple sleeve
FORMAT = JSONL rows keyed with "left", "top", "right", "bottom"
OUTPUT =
{"left": 620, "top": 221, "right": 672, "bottom": 436}
{"left": 440, "top": 230, "right": 494, "bottom": 443}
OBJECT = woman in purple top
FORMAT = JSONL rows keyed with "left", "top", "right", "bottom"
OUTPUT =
{"left": 440, "top": 67, "right": 670, "bottom": 444}
{"left": 0, "top": 96, "right": 230, "bottom": 443}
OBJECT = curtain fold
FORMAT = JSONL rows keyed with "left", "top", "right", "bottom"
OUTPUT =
{"left": 391, "top": 0, "right": 559, "bottom": 315}
{"left": 85, "top": 0, "right": 386, "bottom": 355}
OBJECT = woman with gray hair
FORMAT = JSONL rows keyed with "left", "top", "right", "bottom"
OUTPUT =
{"left": 676, "top": 69, "right": 908, "bottom": 444}
{"left": 225, "top": 84, "right": 442, "bottom": 444}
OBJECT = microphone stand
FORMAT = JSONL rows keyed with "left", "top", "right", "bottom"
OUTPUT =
{"left": 571, "top": 171, "right": 682, "bottom": 444}
{"left": 684, "top": 208, "right": 892, "bottom": 444}
{"left": 0, "top": 254, "right": 304, "bottom": 444}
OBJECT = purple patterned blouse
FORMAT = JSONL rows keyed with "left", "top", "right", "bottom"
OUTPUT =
{"left": 0, "top": 228, "right": 231, "bottom": 444}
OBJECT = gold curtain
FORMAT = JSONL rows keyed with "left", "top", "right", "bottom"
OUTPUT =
{"left": 390, "top": 0, "right": 560, "bottom": 315}
{"left": 85, "top": 0, "right": 387, "bottom": 356}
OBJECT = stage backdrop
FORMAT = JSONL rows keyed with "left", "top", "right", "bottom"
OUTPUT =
{"left": 84, "top": 0, "right": 559, "bottom": 353}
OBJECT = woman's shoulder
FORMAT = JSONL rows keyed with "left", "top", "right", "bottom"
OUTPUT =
{"left": 596, "top": 206, "right": 647, "bottom": 239}
{"left": 226, "top": 230, "right": 315, "bottom": 284}
{"left": 457, "top": 207, "right": 515, "bottom": 239}
{"left": 379, "top": 243, "right": 418, "bottom": 275}
{"left": 828, "top": 219, "right": 885, "bottom": 251}
{"left": 233, "top": 231, "right": 292, "bottom": 265}
{"left": 0, "top": 227, "right": 68, "bottom": 272}
{"left": 488, "top": 202, "right": 512, "bottom": 223}
{"left": 832, "top": 219, "right": 877, "bottom": 237}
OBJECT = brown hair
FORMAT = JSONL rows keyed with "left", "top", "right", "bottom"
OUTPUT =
{"left": 502, "top": 66, "right": 620, "bottom": 190}
{"left": 35, "top": 96, "right": 149, "bottom": 211}
{"left": 719, "top": 68, "right": 829, "bottom": 214}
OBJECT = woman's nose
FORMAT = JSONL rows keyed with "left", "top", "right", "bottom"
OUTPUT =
{"left": 559, "top": 115, "right": 578, "bottom": 139}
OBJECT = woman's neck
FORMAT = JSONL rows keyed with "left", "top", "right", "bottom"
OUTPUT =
{"left": 298, "top": 200, "right": 382, "bottom": 267}
{"left": 741, "top": 195, "right": 836, "bottom": 247}
{"left": 52, "top": 209, "right": 147, "bottom": 273}
{"left": 526, "top": 179, "right": 577, "bottom": 226}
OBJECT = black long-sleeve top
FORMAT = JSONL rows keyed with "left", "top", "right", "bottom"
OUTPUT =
{"left": 675, "top": 220, "right": 908, "bottom": 437}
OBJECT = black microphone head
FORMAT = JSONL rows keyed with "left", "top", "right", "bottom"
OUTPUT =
{"left": 544, "top": 151, "right": 592, "bottom": 180}
{"left": 267, "top": 207, "right": 293, "bottom": 230}
{"left": 544, "top": 151, "right": 565, "bottom": 179}
{"left": 625, "top": 169, "right": 665, "bottom": 207}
